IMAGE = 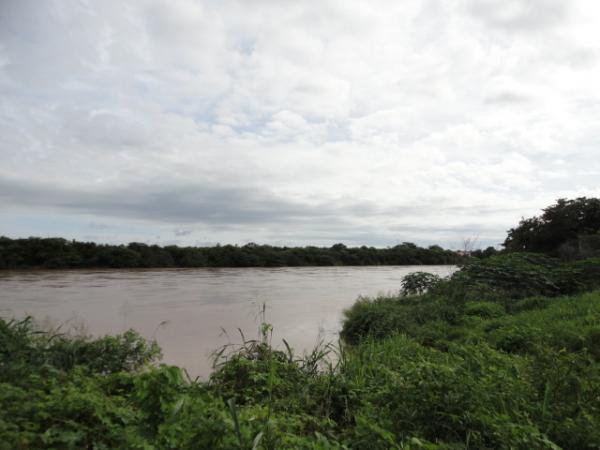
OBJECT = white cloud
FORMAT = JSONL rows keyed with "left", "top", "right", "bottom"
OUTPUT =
{"left": 1, "top": 0, "right": 599, "bottom": 247}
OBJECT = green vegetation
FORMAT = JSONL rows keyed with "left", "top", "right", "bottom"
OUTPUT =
{"left": 3, "top": 197, "right": 600, "bottom": 448}
{"left": 504, "top": 197, "right": 600, "bottom": 258}
{"left": 3, "top": 252, "right": 600, "bottom": 448}
{"left": 400, "top": 271, "right": 442, "bottom": 295}
{"left": 0, "top": 237, "right": 467, "bottom": 269}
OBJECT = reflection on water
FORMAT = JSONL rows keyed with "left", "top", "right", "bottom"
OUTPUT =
{"left": 0, "top": 265, "right": 456, "bottom": 378}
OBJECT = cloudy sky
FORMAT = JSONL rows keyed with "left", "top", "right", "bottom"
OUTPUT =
{"left": 1, "top": 0, "right": 599, "bottom": 248}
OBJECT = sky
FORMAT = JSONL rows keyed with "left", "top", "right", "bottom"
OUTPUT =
{"left": 1, "top": 0, "right": 599, "bottom": 249}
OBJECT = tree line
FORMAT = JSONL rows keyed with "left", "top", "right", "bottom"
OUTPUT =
{"left": 3, "top": 197, "right": 598, "bottom": 270}
{"left": 0, "top": 238, "right": 472, "bottom": 269}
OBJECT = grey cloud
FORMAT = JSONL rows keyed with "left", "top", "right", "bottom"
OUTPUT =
{"left": 484, "top": 92, "right": 533, "bottom": 105}
{"left": 174, "top": 229, "right": 193, "bottom": 237}
{"left": 0, "top": 175, "right": 512, "bottom": 247}
{"left": 262, "top": 225, "right": 503, "bottom": 250}
{"left": 465, "top": 0, "right": 569, "bottom": 31}
{"left": 388, "top": 222, "right": 507, "bottom": 236}
{"left": 0, "top": 176, "right": 352, "bottom": 226}
{"left": 88, "top": 222, "right": 109, "bottom": 230}
{"left": 71, "top": 110, "right": 153, "bottom": 149}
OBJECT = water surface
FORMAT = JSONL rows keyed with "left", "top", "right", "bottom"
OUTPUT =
{"left": 0, "top": 266, "right": 455, "bottom": 378}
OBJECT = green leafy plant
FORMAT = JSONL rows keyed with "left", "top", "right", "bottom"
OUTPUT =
{"left": 400, "top": 272, "right": 442, "bottom": 296}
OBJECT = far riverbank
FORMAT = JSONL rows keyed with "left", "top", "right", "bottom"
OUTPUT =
{"left": 0, "top": 236, "right": 485, "bottom": 270}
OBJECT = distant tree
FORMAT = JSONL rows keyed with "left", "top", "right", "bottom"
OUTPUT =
{"left": 461, "top": 236, "right": 479, "bottom": 255}
{"left": 97, "top": 246, "right": 141, "bottom": 268}
{"left": 330, "top": 243, "right": 347, "bottom": 251}
{"left": 471, "top": 246, "right": 499, "bottom": 259}
{"left": 0, "top": 237, "right": 464, "bottom": 269}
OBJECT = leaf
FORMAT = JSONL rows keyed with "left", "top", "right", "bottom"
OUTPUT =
{"left": 172, "top": 397, "right": 185, "bottom": 416}
{"left": 251, "top": 431, "right": 264, "bottom": 450}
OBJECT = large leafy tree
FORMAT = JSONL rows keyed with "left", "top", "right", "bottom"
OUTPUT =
{"left": 504, "top": 197, "right": 600, "bottom": 256}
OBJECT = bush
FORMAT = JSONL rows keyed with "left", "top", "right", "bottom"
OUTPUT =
{"left": 453, "top": 253, "right": 564, "bottom": 299}
{"left": 400, "top": 272, "right": 442, "bottom": 296}
{"left": 341, "top": 336, "right": 559, "bottom": 449}
{"left": 511, "top": 296, "right": 551, "bottom": 313}
{"left": 464, "top": 301, "right": 505, "bottom": 319}
{"left": 340, "top": 296, "right": 434, "bottom": 345}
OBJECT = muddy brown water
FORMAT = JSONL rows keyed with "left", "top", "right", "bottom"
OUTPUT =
{"left": 0, "top": 265, "right": 456, "bottom": 378}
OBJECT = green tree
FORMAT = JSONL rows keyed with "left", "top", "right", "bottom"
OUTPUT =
{"left": 504, "top": 197, "right": 600, "bottom": 257}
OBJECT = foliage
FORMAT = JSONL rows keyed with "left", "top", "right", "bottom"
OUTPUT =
{"left": 400, "top": 271, "right": 442, "bottom": 296}
{"left": 340, "top": 296, "right": 426, "bottom": 345}
{"left": 452, "top": 252, "right": 600, "bottom": 300}
{"left": 342, "top": 253, "right": 600, "bottom": 343}
{"left": 463, "top": 301, "right": 505, "bottom": 319}
{"left": 504, "top": 197, "right": 600, "bottom": 257}
{"left": 0, "top": 237, "right": 467, "bottom": 269}
{"left": 470, "top": 246, "right": 500, "bottom": 259}
{"left": 454, "top": 253, "right": 565, "bottom": 298}
{"left": 340, "top": 288, "right": 600, "bottom": 448}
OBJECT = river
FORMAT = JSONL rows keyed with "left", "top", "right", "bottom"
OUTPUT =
{"left": 0, "top": 265, "right": 455, "bottom": 378}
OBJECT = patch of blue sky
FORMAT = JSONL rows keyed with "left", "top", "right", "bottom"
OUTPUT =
{"left": 0, "top": 211, "right": 146, "bottom": 243}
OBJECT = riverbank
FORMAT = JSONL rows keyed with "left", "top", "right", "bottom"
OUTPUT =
{"left": 0, "top": 265, "right": 456, "bottom": 378}
{"left": 0, "top": 236, "right": 472, "bottom": 270}
{"left": 2, "top": 253, "right": 600, "bottom": 448}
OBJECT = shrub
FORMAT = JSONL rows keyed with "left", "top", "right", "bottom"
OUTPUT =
{"left": 400, "top": 272, "right": 442, "bottom": 296}
{"left": 511, "top": 296, "right": 552, "bottom": 313}
{"left": 453, "top": 253, "right": 564, "bottom": 299}
{"left": 585, "top": 327, "right": 600, "bottom": 360}
{"left": 464, "top": 301, "right": 505, "bottom": 319}
{"left": 340, "top": 296, "right": 434, "bottom": 345}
